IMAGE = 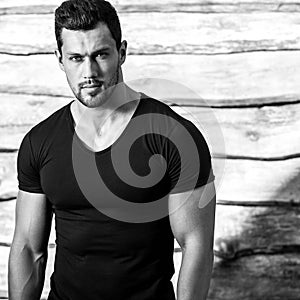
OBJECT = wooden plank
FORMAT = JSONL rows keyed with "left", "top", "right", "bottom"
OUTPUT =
{"left": 0, "top": 200, "right": 15, "bottom": 245}
{"left": 1, "top": 94, "right": 300, "bottom": 159}
{"left": 1, "top": 13, "right": 300, "bottom": 55}
{"left": 1, "top": 250, "right": 300, "bottom": 299}
{"left": 0, "top": 247, "right": 10, "bottom": 299}
{"left": 1, "top": 154, "right": 300, "bottom": 203}
{"left": 210, "top": 254, "right": 300, "bottom": 299}
{"left": 213, "top": 205, "right": 300, "bottom": 258}
{"left": 216, "top": 157, "right": 300, "bottom": 203}
{"left": 1, "top": 51, "right": 300, "bottom": 101}
{"left": 173, "top": 253, "right": 300, "bottom": 299}
{"left": 0, "top": 1, "right": 300, "bottom": 13}
{"left": 0, "top": 95, "right": 70, "bottom": 151}
{"left": 0, "top": 0, "right": 61, "bottom": 7}
{"left": 174, "top": 104, "right": 300, "bottom": 159}
{"left": 121, "top": 12, "right": 300, "bottom": 54}
{"left": 2, "top": 199, "right": 299, "bottom": 250}
{"left": 0, "top": 154, "right": 18, "bottom": 200}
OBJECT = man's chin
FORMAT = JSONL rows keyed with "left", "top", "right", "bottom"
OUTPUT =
{"left": 75, "top": 82, "right": 119, "bottom": 108}
{"left": 78, "top": 91, "right": 110, "bottom": 108}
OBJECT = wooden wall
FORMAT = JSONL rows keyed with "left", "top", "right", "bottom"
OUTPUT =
{"left": 0, "top": 0, "right": 299, "bottom": 299}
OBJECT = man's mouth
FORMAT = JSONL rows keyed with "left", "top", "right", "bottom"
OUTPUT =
{"left": 81, "top": 79, "right": 103, "bottom": 88}
{"left": 82, "top": 84, "right": 102, "bottom": 89}
{"left": 81, "top": 83, "right": 103, "bottom": 94}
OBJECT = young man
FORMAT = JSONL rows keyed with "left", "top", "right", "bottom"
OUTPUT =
{"left": 8, "top": 0, "right": 216, "bottom": 299}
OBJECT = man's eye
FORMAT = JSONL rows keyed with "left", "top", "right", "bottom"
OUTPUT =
{"left": 70, "top": 56, "right": 82, "bottom": 62}
{"left": 96, "top": 53, "right": 108, "bottom": 59}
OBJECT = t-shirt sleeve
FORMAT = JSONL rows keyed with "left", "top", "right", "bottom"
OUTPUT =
{"left": 17, "top": 132, "right": 44, "bottom": 193}
{"left": 165, "top": 119, "right": 215, "bottom": 194}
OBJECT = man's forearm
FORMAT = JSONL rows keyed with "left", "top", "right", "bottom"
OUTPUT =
{"left": 176, "top": 245, "right": 214, "bottom": 300}
{"left": 8, "top": 244, "right": 47, "bottom": 300}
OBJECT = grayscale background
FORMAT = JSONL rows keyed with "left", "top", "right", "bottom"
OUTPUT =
{"left": 0, "top": 0, "right": 299, "bottom": 299}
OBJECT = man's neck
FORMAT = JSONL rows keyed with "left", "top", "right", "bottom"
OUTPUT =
{"left": 71, "top": 85, "right": 141, "bottom": 135}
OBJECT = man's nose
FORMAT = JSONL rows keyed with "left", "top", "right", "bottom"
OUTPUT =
{"left": 82, "top": 57, "right": 99, "bottom": 78}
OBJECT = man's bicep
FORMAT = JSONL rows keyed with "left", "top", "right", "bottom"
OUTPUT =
{"left": 13, "top": 190, "right": 53, "bottom": 254}
{"left": 168, "top": 182, "right": 216, "bottom": 250}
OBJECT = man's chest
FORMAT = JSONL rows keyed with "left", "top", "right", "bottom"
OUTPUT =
{"left": 39, "top": 135, "right": 171, "bottom": 210}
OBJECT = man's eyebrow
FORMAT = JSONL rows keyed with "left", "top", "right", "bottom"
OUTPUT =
{"left": 92, "top": 47, "right": 112, "bottom": 55}
{"left": 66, "top": 52, "right": 82, "bottom": 56}
{"left": 66, "top": 48, "right": 111, "bottom": 56}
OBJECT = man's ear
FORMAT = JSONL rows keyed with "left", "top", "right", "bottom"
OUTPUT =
{"left": 55, "top": 49, "right": 65, "bottom": 72}
{"left": 118, "top": 40, "right": 127, "bottom": 66}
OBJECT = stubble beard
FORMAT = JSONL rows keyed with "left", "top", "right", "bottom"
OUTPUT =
{"left": 75, "top": 66, "right": 120, "bottom": 109}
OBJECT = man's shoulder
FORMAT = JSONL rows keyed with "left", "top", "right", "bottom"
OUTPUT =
{"left": 140, "top": 93, "right": 186, "bottom": 120}
{"left": 140, "top": 93, "right": 195, "bottom": 129}
{"left": 140, "top": 94, "right": 210, "bottom": 155}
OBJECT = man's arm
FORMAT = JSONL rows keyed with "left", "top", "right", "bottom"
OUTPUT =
{"left": 169, "top": 182, "right": 216, "bottom": 300}
{"left": 8, "top": 190, "right": 53, "bottom": 300}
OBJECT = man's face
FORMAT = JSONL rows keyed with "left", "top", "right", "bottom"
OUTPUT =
{"left": 56, "top": 22, "right": 126, "bottom": 108}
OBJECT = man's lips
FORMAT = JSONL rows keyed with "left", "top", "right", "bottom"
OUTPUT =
{"left": 81, "top": 84, "right": 102, "bottom": 89}
{"left": 80, "top": 80, "right": 103, "bottom": 88}
{"left": 80, "top": 85, "right": 102, "bottom": 96}
{"left": 81, "top": 83, "right": 103, "bottom": 94}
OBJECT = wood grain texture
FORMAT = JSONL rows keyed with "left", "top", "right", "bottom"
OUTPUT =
{"left": 214, "top": 205, "right": 300, "bottom": 259}
{"left": 0, "top": 94, "right": 70, "bottom": 151}
{"left": 1, "top": 51, "right": 300, "bottom": 101}
{"left": 1, "top": 13, "right": 300, "bottom": 55}
{"left": 174, "top": 104, "right": 300, "bottom": 159}
{"left": 0, "top": 0, "right": 61, "bottom": 7}
{"left": 216, "top": 157, "right": 300, "bottom": 203}
{"left": 0, "top": 1, "right": 300, "bottom": 13}
{"left": 174, "top": 253, "right": 300, "bottom": 300}
{"left": 0, "top": 154, "right": 18, "bottom": 200}
{"left": 1, "top": 94, "right": 300, "bottom": 159}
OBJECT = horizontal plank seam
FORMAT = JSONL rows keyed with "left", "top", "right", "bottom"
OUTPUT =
{"left": 214, "top": 153, "right": 300, "bottom": 161}
{"left": 213, "top": 244, "right": 300, "bottom": 260}
{"left": 2, "top": 48, "right": 300, "bottom": 57}
{"left": 1, "top": 148, "right": 299, "bottom": 161}
{"left": 0, "top": 149, "right": 18, "bottom": 153}
{"left": 2, "top": 12, "right": 297, "bottom": 17}
{"left": 1, "top": 243, "right": 299, "bottom": 257}
{"left": 126, "top": 49, "right": 300, "bottom": 56}
{"left": 1, "top": 4, "right": 300, "bottom": 15}
{"left": 0, "top": 90, "right": 72, "bottom": 99}
{"left": 217, "top": 200, "right": 300, "bottom": 207}
{"left": 3, "top": 11, "right": 296, "bottom": 15}
{"left": 1, "top": 92, "right": 300, "bottom": 109}
{"left": 0, "top": 197, "right": 16, "bottom": 202}
{"left": 171, "top": 99, "right": 300, "bottom": 108}
{"left": 1, "top": 197, "right": 299, "bottom": 207}
{"left": 0, "top": 52, "right": 55, "bottom": 56}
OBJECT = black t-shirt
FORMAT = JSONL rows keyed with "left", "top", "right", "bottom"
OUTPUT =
{"left": 17, "top": 94, "right": 215, "bottom": 300}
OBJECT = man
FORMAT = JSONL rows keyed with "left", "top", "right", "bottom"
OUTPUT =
{"left": 8, "top": 0, "right": 216, "bottom": 299}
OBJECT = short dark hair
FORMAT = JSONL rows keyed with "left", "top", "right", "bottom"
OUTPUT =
{"left": 55, "top": 0, "right": 122, "bottom": 54}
